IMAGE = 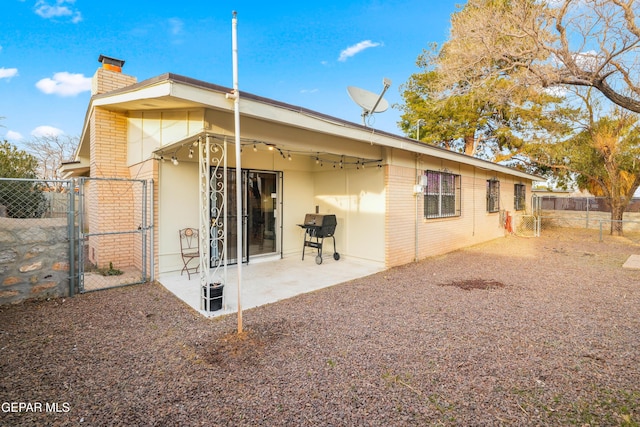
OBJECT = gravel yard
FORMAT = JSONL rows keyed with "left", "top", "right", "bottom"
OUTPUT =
{"left": 1, "top": 229, "right": 639, "bottom": 426}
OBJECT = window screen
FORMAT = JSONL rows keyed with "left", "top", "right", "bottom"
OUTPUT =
{"left": 424, "top": 170, "right": 461, "bottom": 219}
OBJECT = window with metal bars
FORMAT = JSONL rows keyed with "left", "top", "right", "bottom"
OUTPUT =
{"left": 514, "top": 184, "right": 526, "bottom": 211}
{"left": 423, "top": 170, "right": 461, "bottom": 219}
{"left": 486, "top": 179, "right": 500, "bottom": 213}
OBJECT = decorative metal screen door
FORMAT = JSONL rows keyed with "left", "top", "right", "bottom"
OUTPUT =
{"left": 211, "top": 168, "right": 280, "bottom": 265}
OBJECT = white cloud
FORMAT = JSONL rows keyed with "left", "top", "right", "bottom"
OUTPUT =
{"left": 338, "top": 40, "right": 381, "bottom": 62}
{"left": 35, "top": 71, "right": 91, "bottom": 96}
{"left": 31, "top": 126, "right": 64, "bottom": 137}
{"left": 300, "top": 88, "right": 319, "bottom": 94}
{"left": 574, "top": 50, "right": 599, "bottom": 71}
{"left": 544, "top": 85, "right": 567, "bottom": 97}
{"left": 5, "top": 130, "right": 24, "bottom": 141}
{"left": 0, "top": 68, "right": 18, "bottom": 80}
{"left": 168, "top": 18, "right": 184, "bottom": 35}
{"left": 35, "top": 0, "right": 82, "bottom": 23}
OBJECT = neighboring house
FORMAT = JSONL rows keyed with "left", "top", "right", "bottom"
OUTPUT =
{"left": 62, "top": 55, "right": 540, "bottom": 281}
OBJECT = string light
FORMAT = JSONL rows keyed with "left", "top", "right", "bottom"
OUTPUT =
{"left": 156, "top": 134, "right": 383, "bottom": 170}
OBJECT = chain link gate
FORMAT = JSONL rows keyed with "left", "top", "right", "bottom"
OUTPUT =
{"left": 513, "top": 194, "right": 541, "bottom": 237}
{"left": 77, "top": 177, "right": 152, "bottom": 293}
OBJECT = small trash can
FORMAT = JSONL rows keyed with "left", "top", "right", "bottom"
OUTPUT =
{"left": 203, "top": 283, "right": 224, "bottom": 312}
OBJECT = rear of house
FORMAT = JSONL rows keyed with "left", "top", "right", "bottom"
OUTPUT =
{"left": 62, "top": 56, "right": 538, "bottom": 286}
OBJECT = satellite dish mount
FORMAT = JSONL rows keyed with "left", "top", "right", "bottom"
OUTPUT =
{"left": 347, "top": 77, "right": 392, "bottom": 126}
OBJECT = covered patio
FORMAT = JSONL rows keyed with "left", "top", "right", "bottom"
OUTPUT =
{"left": 159, "top": 254, "right": 384, "bottom": 317}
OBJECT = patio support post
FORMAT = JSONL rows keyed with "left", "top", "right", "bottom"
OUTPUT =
{"left": 199, "top": 133, "right": 212, "bottom": 311}
{"left": 232, "top": 10, "right": 243, "bottom": 334}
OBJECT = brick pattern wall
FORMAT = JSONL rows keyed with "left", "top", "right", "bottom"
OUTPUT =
{"left": 385, "top": 164, "right": 417, "bottom": 267}
{"left": 385, "top": 163, "right": 528, "bottom": 268}
{"left": 92, "top": 68, "right": 136, "bottom": 95}
{"left": 86, "top": 68, "right": 139, "bottom": 270}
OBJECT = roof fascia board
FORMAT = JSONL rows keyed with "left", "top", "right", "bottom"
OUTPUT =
{"left": 92, "top": 75, "right": 541, "bottom": 182}
{"left": 92, "top": 81, "right": 173, "bottom": 107}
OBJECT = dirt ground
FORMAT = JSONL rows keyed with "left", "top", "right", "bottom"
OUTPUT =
{"left": 1, "top": 229, "right": 639, "bottom": 426}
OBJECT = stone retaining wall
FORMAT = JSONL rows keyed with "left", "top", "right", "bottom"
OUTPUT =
{"left": 541, "top": 211, "right": 640, "bottom": 232}
{"left": 0, "top": 217, "right": 71, "bottom": 305}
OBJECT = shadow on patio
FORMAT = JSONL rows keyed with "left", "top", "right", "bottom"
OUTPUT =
{"left": 159, "top": 255, "right": 385, "bottom": 317}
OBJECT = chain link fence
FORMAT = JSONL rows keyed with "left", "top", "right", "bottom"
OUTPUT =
{"left": 0, "top": 177, "right": 153, "bottom": 304}
{"left": 0, "top": 178, "right": 76, "bottom": 304}
{"left": 537, "top": 195, "right": 640, "bottom": 243}
{"left": 513, "top": 214, "right": 540, "bottom": 237}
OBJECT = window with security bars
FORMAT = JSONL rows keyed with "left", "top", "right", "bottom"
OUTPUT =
{"left": 424, "top": 170, "right": 461, "bottom": 219}
{"left": 486, "top": 179, "right": 500, "bottom": 213}
{"left": 514, "top": 184, "right": 526, "bottom": 211}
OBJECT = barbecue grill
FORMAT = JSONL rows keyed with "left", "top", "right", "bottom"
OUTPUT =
{"left": 298, "top": 213, "right": 340, "bottom": 264}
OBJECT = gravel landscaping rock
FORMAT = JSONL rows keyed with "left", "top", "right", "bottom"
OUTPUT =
{"left": 1, "top": 229, "right": 639, "bottom": 426}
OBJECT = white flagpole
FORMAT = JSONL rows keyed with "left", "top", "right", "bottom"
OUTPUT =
{"left": 231, "top": 11, "right": 243, "bottom": 334}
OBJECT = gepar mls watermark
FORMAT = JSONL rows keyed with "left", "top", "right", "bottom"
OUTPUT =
{"left": 2, "top": 401, "right": 70, "bottom": 413}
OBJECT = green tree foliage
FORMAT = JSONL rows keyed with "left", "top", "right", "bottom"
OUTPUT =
{"left": 522, "top": 91, "right": 640, "bottom": 235}
{"left": 399, "top": 43, "right": 564, "bottom": 161}
{"left": 0, "top": 140, "right": 39, "bottom": 179}
{"left": 0, "top": 140, "right": 46, "bottom": 218}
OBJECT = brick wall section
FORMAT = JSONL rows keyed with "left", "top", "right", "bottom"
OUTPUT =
{"left": 92, "top": 68, "right": 136, "bottom": 95}
{"left": 87, "top": 68, "right": 139, "bottom": 269}
{"left": 385, "top": 164, "right": 417, "bottom": 267}
{"left": 385, "top": 163, "right": 529, "bottom": 268}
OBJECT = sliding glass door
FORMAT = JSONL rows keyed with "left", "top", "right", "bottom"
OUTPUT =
{"left": 211, "top": 168, "right": 280, "bottom": 265}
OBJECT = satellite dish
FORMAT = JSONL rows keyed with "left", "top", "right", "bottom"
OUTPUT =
{"left": 347, "top": 77, "right": 392, "bottom": 126}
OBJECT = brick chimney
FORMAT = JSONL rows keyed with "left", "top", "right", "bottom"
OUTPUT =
{"left": 92, "top": 54, "right": 137, "bottom": 95}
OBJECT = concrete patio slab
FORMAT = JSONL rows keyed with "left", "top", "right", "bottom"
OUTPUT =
{"left": 159, "top": 254, "right": 385, "bottom": 317}
{"left": 623, "top": 254, "right": 640, "bottom": 270}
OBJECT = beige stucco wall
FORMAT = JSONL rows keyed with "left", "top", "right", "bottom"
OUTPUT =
{"left": 130, "top": 107, "right": 389, "bottom": 273}
{"left": 157, "top": 161, "right": 200, "bottom": 273}
{"left": 311, "top": 167, "right": 385, "bottom": 263}
{"left": 154, "top": 153, "right": 386, "bottom": 273}
{"left": 128, "top": 109, "right": 206, "bottom": 165}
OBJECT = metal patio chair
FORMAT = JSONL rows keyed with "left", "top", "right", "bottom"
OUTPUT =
{"left": 179, "top": 227, "right": 199, "bottom": 279}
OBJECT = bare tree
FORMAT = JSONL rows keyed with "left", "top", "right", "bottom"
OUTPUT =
{"left": 438, "top": 0, "right": 640, "bottom": 113}
{"left": 23, "top": 134, "right": 79, "bottom": 181}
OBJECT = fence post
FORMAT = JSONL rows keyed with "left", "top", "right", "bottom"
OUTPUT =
{"left": 68, "top": 180, "right": 75, "bottom": 297}
{"left": 586, "top": 197, "right": 590, "bottom": 228}
{"left": 599, "top": 220, "right": 603, "bottom": 242}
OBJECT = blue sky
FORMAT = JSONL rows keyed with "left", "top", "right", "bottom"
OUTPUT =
{"left": 1, "top": 0, "right": 460, "bottom": 147}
